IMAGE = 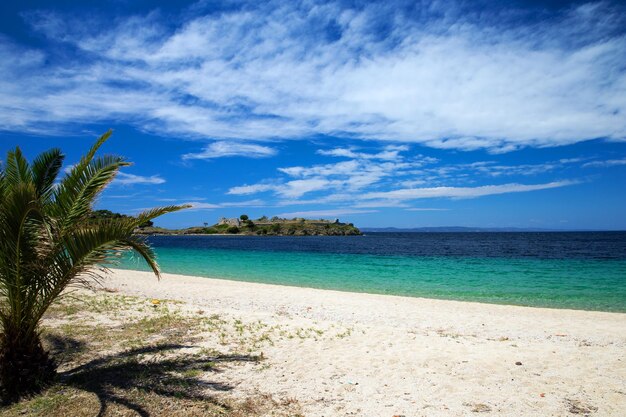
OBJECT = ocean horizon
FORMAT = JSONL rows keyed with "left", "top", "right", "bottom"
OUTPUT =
{"left": 116, "top": 231, "right": 626, "bottom": 313}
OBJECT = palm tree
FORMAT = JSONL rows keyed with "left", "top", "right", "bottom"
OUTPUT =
{"left": 0, "top": 131, "right": 188, "bottom": 403}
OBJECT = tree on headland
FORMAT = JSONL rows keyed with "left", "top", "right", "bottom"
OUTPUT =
{"left": 89, "top": 209, "right": 153, "bottom": 228}
{"left": 89, "top": 209, "right": 126, "bottom": 219}
{"left": 139, "top": 219, "right": 154, "bottom": 228}
{"left": 239, "top": 214, "right": 249, "bottom": 221}
{"left": 0, "top": 131, "right": 188, "bottom": 403}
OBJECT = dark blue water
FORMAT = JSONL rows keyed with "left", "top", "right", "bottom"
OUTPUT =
{"left": 118, "top": 232, "right": 626, "bottom": 312}
{"left": 145, "top": 232, "right": 626, "bottom": 259}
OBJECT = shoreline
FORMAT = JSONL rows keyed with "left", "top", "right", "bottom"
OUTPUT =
{"left": 106, "top": 268, "right": 625, "bottom": 333}
{"left": 112, "top": 266, "right": 626, "bottom": 314}
{"left": 136, "top": 233, "right": 367, "bottom": 237}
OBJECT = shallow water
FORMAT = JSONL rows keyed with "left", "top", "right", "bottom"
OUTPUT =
{"left": 116, "top": 232, "right": 626, "bottom": 312}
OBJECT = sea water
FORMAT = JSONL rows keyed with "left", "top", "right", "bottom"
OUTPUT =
{"left": 116, "top": 232, "right": 626, "bottom": 312}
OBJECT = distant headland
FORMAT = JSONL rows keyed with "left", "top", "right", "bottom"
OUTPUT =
{"left": 87, "top": 211, "right": 362, "bottom": 236}
{"left": 139, "top": 215, "right": 361, "bottom": 236}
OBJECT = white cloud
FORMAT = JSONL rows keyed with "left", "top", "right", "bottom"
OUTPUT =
{"left": 559, "top": 158, "right": 586, "bottom": 164}
{"left": 275, "top": 145, "right": 429, "bottom": 194}
{"left": 1, "top": 2, "right": 625, "bottom": 151}
{"left": 360, "top": 181, "right": 576, "bottom": 201}
{"left": 317, "top": 145, "right": 410, "bottom": 161}
{"left": 230, "top": 147, "right": 421, "bottom": 198}
{"left": 227, "top": 184, "right": 279, "bottom": 195}
{"left": 399, "top": 179, "right": 427, "bottom": 187}
{"left": 453, "top": 162, "right": 559, "bottom": 178}
{"left": 184, "top": 199, "right": 266, "bottom": 210}
{"left": 316, "top": 148, "right": 361, "bottom": 159}
{"left": 182, "top": 141, "right": 277, "bottom": 160}
{"left": 275, "top": 209, "right": 377, "bottom": 219}
{"left": 186, "top": 202, "right": 221, "bottom": 209}
{"left": 114, "top": 172, "right": 165, "bottom": 185}
{"left": 279, "top": 179, "right": 331, "bottom": 198}
{"left": 226, "top": 142, "right": 582, "bottom": 204}
{"left": 408, "top": 158, "right": 584, "bottom": 182}
{"left": 278, "top": 160, "right": 362, "bottom": 178}
{"left": 582, "top": 158, "right": 626, "bottom": 168}
{"left": 231, "top": 179, "right": 577, "bottom": 207}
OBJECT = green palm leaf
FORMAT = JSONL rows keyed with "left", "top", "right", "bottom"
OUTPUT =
{"left": 31, "top": 148, "right": 64, "bottom": 199}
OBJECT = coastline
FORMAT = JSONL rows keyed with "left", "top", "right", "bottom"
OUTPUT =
{"left": 94, "top": 268, "right": 626, "bottom": 416}
{"left": 110, "top": 267, "right": 626, "bottom": 317}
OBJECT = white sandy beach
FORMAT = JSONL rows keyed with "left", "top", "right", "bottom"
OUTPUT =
{"left": 100, "top": 268, "right": 626, "bottom": 416}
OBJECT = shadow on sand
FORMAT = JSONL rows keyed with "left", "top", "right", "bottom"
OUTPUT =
{"left": 48, "top": 338, "right": 260, "bottom": 417}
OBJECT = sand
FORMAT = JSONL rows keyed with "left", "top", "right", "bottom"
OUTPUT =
{"left": 102, "top": 269, "right": 626, "bottom": 416}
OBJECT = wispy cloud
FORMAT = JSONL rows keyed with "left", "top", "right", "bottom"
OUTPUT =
{"left": 114, "top": 172, "right": 165, "bottom": 185}
{"left": 229, "top": 145, "right": 423, "bottom": 198}
{"left": 227, "top": 183, "right": 280, "bottom": 196}
{"left": 226, "top": 143, "right": 580, "bottom": 206}
{"left": 278, "top": 179, "right": 332, "bottom": 199}
{"left": 184, "top": 199, "right": 266, "bottom": 210}
{"left": 182, "top": 141, "right": 277, "bottom": 160}
{"left": 396, "top": 158, "right": 585, "bottom": 186}
{"left": 275, "top": 209, "right": 377, "bottom": 219}
{"left": 316, "top": 145, "right": 411, "bottom": 161}
{"left": 1, "top": 2, "right": 625, "bottom": 151}
{"left": 228, "top": 178, "right": 335, "bottom": 199}
{"left": 582, "top": 158, "right": 626, "bottom": 168}
{"left": 185, "top": 202, "right": 221, "bottom": 210}
{"left": 361, "top": 181, "right": 576, "bottom": 201}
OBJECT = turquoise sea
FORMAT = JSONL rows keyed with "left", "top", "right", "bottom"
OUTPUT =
{"left": 116, "top": 233, "right": 626, "bottom": 312}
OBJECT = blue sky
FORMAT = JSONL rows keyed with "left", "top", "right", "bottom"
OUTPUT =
{"left": 1, "top": 0, "right": 625, "bottom": 229}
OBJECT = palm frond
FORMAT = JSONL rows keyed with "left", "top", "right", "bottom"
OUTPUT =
{"left": 82, "top": 130, "right": 113, "bottom": 165}
{"left": 51, "top": 129, "right": 119, "bottom": 223}
{"left": 31, "top": 148, "right": 64, "bottom": 199}
{"left": 0, "top": 162, "right": 6, "bottom": 203}
{"left": 3, "top": 147, "right": 33, "bottom": 186}
{"left": 134, "top": 205, "right": 191, "bottom": 226}
{"left": 31, "top": 218, "right": 154, "bottom": 322}
{"left": 52, "top": 155, "right": 130, "bottom": 228}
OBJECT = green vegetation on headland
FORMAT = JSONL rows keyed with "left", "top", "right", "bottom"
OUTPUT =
{"left": 89, "top": 209, "right": 155, "bottom": 228}
{"left": 136, "top": 214, "right": 362, "bottom": 236}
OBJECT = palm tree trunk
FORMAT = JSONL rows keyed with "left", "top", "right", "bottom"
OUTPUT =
{"left": 0, "top": 323, "right": 56, "bottom": 404}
